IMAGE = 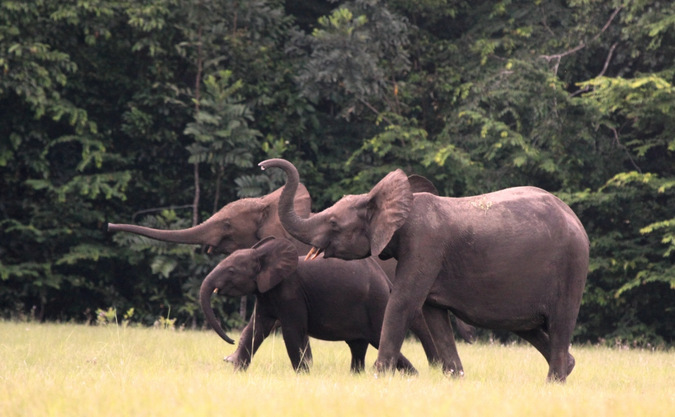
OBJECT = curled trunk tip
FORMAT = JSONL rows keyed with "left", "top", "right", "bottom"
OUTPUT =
{"left": 199, "top": 278, "right": 235, "bottom": 345}
{"left": 258, "top": 159, "right": 319, "bottom": 246}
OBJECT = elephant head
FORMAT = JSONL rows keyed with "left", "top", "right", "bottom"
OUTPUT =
{"left": 259, "top": 159, "right": 413, "bottom": 260}
{"left": 107, "top": 185, "right": 311, "bottom": 255}
{"left": 199, "top": 237, "right": 298, "bottom": 344}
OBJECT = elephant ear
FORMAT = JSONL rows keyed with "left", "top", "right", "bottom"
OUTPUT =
{"left": 252, "top": 236, "right": 276, "bottom": 249}
{"left": 253, "top": 237, "right": 298, "bottom": 293}
{"left": 408, "top": 174, "right": 439, "bottom": 196}
{"left": 366, "top": 169, "right": 413, "bottom": 256}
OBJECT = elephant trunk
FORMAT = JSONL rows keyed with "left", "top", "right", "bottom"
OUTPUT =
{"left": 258, "top": 159, "right": 323, "bottom": 247}
{"left": 107, "top": 222, "right": 214, "bottom": 246}
{"left": 199, "top": 274, "right": 235, "bottom": 345}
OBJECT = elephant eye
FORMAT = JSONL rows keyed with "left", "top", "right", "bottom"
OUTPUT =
{"left": 329, "top": 219, "right": 339, "bottom": 231}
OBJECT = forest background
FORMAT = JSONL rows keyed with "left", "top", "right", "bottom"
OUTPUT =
{"left": 1, "top": 0, "right": 673, "bottom": 347}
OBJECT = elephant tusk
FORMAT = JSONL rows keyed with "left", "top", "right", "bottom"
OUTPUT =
{"left": 213, "top": 288, "right": 219, "bottom": 294}
{"left": 207, "top": 246, "right": 213, "bottom": 254}
{"left": 311, "top": 247, "right": 323, "bottom": 260}
{"left": 304, "top": 246, "right": 323, "bottom": 261}
{"left": 304, "top": 247, "right": 318, "bottom": 261}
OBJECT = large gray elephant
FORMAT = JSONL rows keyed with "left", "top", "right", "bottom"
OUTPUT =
{"left": 107, "top": 180, "right": 472, "bottom": 369}
{"left": 259, "top": 158, "right": 590, "bottom": 382}
{"left": 200, "top": 236, "right": 417, "bottom": 374}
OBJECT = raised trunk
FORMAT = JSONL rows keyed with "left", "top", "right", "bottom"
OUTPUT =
{"left": 199, "top": 275, "right": 235, "bottom": 344}
{"left": 107, "top": 222, "right": 213, "bottom": 245}
{"left": 258, "top": 159, "right": 322, "bottom": 245}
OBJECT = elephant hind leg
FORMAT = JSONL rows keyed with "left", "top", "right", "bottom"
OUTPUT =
{"left": 408, "top": 308, "right": 442, "bottom": 366}
{"left": 346, "top": 340, "right": 369, "bottom": 373}
{"left": 547, "top": 319, "right": 577, "bottom": 382}
{"left": 367, "top": 339, "right": 418, "bottom": 375}
{"left": 514, "top": 327, "right": 575, "bottom": 382}
{"left": 395, "top": 353, "right": 418, "bottom": 376}
{"left": 423, "top": 304, "right": 464, "bottom": 377}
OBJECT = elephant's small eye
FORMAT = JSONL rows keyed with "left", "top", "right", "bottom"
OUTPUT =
{"left": 329, "top": 218, "right": 339, "bottom": 230}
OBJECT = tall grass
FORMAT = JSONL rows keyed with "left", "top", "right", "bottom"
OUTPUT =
{"left": 1, "top": 321, "right": 673, "bottom": 417}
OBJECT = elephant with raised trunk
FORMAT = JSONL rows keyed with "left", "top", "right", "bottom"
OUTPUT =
{"left": 107, "top": 181, "right": 473, "bottom": 369}
{"left": 200, "top": 236, "right": 417, "bottom": 374}
{"left": 107, "top": 186, "right": 312, "bottom": 257}
{"left": 259, "top": 158, "right": 589, "bottom": 382}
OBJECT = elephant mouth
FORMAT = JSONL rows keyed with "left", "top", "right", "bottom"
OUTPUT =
{"left": 305, "top": 244, "right": 371, "bottom": 261}
{"left": 206, "top": 244, "right": 232, "bottom": 256}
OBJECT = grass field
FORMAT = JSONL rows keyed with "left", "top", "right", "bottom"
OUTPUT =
{"left": 1, "top": 321, "right": 673, "bottom": 417}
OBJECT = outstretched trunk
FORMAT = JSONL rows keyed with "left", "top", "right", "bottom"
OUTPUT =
{"left": 107, "top": 222, "right": 214, "bottom": 245}
{"left": 258, "top": 159, "right": 322, "bottom": 246}
{"left": 199, "top": 275, "right": 235, "bottom": 344}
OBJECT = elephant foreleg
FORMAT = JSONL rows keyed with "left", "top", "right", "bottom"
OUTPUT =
{"left": 225, "top": 313, "right": 279, "bottom": 371}
{"left": 422, "top": 304, "right": 464, "bottom": 377}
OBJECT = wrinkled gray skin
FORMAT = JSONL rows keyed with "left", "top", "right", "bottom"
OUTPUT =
{"left": 259, "top": 158, "right": 590, "bottom": 383}
{"left": 200, "top": 236, "right": 417, "bottom": 374}
{"left": 107, "top": 182, "right": 473, "bottom": 369}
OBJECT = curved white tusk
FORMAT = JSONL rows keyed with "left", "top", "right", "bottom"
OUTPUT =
{"left": 304, "top": 246, "right": 318, "bottom": 261}
{"left": 309, "top": 247, "right": 323, "bottom": 260}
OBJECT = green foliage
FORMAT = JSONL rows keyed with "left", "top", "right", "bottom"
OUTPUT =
{"left": 295, "top": 0, "right": 410, "bottom": 117}
{"left": 184, "top": 70, "right": 261, "bottom": 170}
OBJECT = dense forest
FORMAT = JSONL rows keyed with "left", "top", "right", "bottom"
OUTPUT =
{"left": 1, "top": 0, "right": 673, "bottom": 346}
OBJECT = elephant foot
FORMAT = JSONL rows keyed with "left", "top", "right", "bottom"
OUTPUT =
{"left": 224, "top": 354, "right": 249, "bottom": 371}
{"left": 455, "top": 319, "right": 476, "bottom": 344}
{"left": 400, "top": 366, "right": 419, "bottom": 376}
{"left": 440, "top": 359, "right": 464, "bottom": 378}
{"left": 442, "top": 367, "right": 464, "bottom": 378}
{"left": 293, "top": 362, "right": 311, "bottom": 374}
{"left": 373, "top": 359, "right": 419, "bottom": 377}
{"left": 396, "top": 361, "right": 418, "bottom": 376}
{"left": 546, "top": 371, "right": 567, "bottom": 383}
{"left": 567, "top": 353, "right": 576, "bottom": 376}
{"left": 374, "top": 358, "right": 397, "bottom": 376}
{"left": 546, "top": 352, "right": 576, "bottom": 382}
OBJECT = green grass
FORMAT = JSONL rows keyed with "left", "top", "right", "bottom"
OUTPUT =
{"left": 1, "top": 321, "right": 673, "bottom": 417}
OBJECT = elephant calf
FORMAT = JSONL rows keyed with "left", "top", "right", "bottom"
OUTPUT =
{"left": 200, "top": 236, "right": 417, "bottom": 374}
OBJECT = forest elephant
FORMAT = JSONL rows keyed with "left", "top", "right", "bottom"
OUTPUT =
{"left": 200, "top": 236, "right": 417, "bottom": 374}
{"left": 107, "top": 181, "right": 472, "bottom": 369}
{"left": 259, "top": 158, "right": 590, "bottom": 382}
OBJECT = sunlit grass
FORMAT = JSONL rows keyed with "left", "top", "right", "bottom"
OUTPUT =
{"left": 1, "top": 321, "right": 673, "bottom": 416}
